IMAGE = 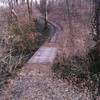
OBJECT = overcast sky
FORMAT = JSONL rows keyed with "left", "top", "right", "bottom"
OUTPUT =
{"left": 0, "top": 2, "right": 4, "bottom": 6}
{"left": 0, "top": 0, "right": 40, "bottom": 7}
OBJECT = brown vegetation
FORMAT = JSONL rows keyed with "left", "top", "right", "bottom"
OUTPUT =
{"left": 0, "top": 0, "right": 100, "bottom": 99}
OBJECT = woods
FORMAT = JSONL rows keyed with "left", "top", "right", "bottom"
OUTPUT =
{"left": 0, "top": 0, "right": 100, "bottom": 99}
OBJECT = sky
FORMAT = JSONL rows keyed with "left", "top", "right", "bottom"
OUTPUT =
{"left": 0, "top": 1, "right": 8, "bottom": 7}
{"left": 0, "top": 0, "right": 40, "bottom": 7}
{"left": 0, "top": 2, "right": 4, "bottom": 7}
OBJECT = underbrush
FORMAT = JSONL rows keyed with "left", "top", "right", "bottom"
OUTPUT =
{"left": 0, "top": 19, "right": 49, "bottom": 86}
{"left": 53, "top": 54, "right": 90, "bottom": 81}
{"left": 52, "top": 53, "right": 100, "bottom": 98}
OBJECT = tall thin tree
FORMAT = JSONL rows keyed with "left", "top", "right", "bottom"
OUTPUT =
{"left": 65, "top": 0, "right": 74, "bottom": 47}
{"left": 27, "top": 0, "right": 33, "bottom": 29}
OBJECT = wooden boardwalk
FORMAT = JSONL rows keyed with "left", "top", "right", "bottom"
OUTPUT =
{"left": 27, "top": 46, "right": 57, "bottom": 64}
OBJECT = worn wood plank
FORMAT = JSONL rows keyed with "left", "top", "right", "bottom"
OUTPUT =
{"left": 27, "top": 46, "right": 57, "bottom": 64}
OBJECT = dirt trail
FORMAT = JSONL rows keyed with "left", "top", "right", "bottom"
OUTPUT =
{"left": 1, "top": 67, "right": 91, "bottom": 100}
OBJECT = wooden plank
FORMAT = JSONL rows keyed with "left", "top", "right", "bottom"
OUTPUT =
{"left": 27, "top": 46, "right": 57, "bottom": 64}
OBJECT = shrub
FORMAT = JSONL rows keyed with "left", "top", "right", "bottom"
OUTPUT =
{"left": 52, "top": 53, "right": 100, "bottom": 97}
{"left": 9, "top": 22, "right": 37, "bottom": 55}
{"left": 0, "top": 20, "right": 46, "bottom": 86}
{"left": 53, "top": 55, "right": 90, "bottom": 79}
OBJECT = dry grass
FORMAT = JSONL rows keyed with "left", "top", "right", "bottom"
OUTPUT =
{"left": 0, "top": 4, "right": 47, "bottom": 86}
{"left": 50, "top": 1, "right": 98, "bottom": 98}
{"left": 48, "top": 0, "right": 95, "bottom": 58}
{"left": 52, "top": 52, "right": 100, "bottom": 99}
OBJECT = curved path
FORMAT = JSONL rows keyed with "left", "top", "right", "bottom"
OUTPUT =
{"left": 48, "top": 19, "right": 63, "bottom": 43}
{"left": 0, "top": 18, "right": 92, "bottom": 100}
{"left": 38, "top": 16, "right": 63, "bottom": 43}
{"left": 27, "top": 17, "right": 62, "bottom": 65}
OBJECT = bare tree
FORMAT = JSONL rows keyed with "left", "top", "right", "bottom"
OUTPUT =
{"left": 35, "top": 0, "right": 48, "bottom": 30}
{"left": 15, "top": 0, "right": 18, "bottom": 5}
{"left": 21, "top": 0, "right": 25, "bottom": 4}
{"left": 91, "top": 0, "right": 100, "bottom": 72}
{"left": 89, "top": 0, "right": 100, "bottom": 96}
{"left": 94, "top": 0, "right": 100, "bottom": 95}
{"left": 8, "top": 0, "right": 13, "bottom": 25}
{"left": 40, "top": 0, "right": 48, "bottom": 29}
{"left": 27, "top": 0, "right": 33, "bottom": 29}
{"left": 65, "top": 0, "right": 74, "bottom": 46}
{"left": 95, "top": 0, "right": 100, "bottom": 38}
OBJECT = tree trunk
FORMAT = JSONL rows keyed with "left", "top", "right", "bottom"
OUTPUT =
{"left": 65, "top": 0, "right": 74, "bottom": 47}
{"left": 95, "top": 0, "right": 100, "bottom": 38}
{"left": 8, "top": 0, "right": 13, "bottom": 25}
{"left": 27, "top": 0, "right": 33, "bottom": 29}
{"left": 44, "top": 0, "right": 48, "bottom": 30}
{"left": 16, "top": 0, "right": 18, "bottom": 5}
{"left": 89, "top": 0, "right": 100, "bottom": 73}
{"left": 21, "top": 0, "right": 25, "bottom": 4}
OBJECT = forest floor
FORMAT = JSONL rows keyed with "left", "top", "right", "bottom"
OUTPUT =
{"left": 0, "top": 16, "right": 93, "bottom": 100}
{"left": 0, "top": 3, "right": 97, "bottom": 99}
{"left": 0, "top": 64, "right": 92, "bottom": 100}
{"left": 0, "top": 46, "right": 92, "bottom": 100}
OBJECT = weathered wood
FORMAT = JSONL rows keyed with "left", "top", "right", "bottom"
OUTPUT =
{"left": 27, "top": 47, "right": 57, "bottom": 64}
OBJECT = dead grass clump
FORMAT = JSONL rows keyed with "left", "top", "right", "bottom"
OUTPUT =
{"left": 53, "top": 54, "right": 89, "bottom": 78}
{"left": 52, "top": 53, "right": 95, "bottom": 89}
{"left": 0, "top": 18, "right": 45, "bottom": 87}
{"left": 52, "top": 52, "right": 100, "bottom": 97}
